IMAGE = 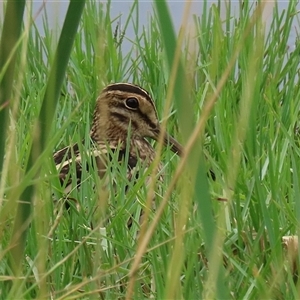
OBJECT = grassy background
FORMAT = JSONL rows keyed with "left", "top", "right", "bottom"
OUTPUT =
{"left": 1, "top": 0, "right": 300, "bottom": 299}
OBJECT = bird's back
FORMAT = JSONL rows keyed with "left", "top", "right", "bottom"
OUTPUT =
{"left": 54, "top": 137, "right": 159, "bottom": 194}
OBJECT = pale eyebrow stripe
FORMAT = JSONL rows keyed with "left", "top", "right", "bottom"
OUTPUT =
{"left": 104, "top": 83, "right": 153, "bottom": 105}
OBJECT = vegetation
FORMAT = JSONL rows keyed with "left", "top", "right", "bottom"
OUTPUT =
{"left": 1, "top": 0, "right": 300, "bottom": 298}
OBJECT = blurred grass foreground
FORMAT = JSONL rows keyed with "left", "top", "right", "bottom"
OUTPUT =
{"left": 1, "top": 1, "right": 300, "bottom": 299}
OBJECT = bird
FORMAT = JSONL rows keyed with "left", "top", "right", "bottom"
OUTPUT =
{"left": 53, "top": 83, "right": 183, "bottom": 198}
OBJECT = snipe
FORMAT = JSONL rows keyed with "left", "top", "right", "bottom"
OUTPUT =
{"left": 54, "top": 83, "right": 183, "bottom": 194}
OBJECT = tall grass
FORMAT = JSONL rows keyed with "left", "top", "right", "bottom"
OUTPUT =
{"left": 1, "top": 0, "right": 300, "bottom": 299}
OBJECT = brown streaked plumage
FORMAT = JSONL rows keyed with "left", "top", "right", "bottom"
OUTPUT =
{"left": 54, "top": 83, "right": 183, "bottom": 193}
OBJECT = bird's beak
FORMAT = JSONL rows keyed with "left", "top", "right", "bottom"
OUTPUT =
{"left": 164, "top": 133, "right": 183, "bottom": 156}
{"left": 152, "top": 128, "right": 183, "bottom": 156}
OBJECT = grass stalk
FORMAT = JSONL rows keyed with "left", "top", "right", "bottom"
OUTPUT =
{"left": 1, "top": 1, "right": 300, "bottom": 298}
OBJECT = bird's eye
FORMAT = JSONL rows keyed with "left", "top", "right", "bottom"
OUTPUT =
{"left": 125, "top": 97, "right": 139, "bottom": 110}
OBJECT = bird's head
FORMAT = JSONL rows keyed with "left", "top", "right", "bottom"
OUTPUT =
{"left": 91, "top": 83, "right": 183, "bottom": 156}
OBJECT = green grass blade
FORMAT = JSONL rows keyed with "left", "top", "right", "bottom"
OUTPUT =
{"left": 8, "top": 0, "right": 86, "bottom": 279}
{"left": 39, "top": 0, "right": 86, "bottom": 149}
{"left": 0, "top": 1, "right": 26, "bottom": 171}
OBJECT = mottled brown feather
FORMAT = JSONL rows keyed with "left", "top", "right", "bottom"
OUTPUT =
{"left": 54, "top": 83, "right": 182, "bottom": 194}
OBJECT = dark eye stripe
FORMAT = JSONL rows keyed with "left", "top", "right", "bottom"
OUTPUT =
{"left": 109, "top": 95, "right": 158, "bottom": 130}
{"left": 110, "top": 112, "right": 139, "bottom": 130}
{"left": 110, "top": 111, "right": 129, "bottom": 124}
{"left": 141, "top": 113, "right": 157, "bottom": 129}
{"left": 110, "top": 110, "right": 156, "bottom": 131}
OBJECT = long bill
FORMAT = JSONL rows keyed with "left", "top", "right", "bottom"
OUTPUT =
{"left": 151, "top": 127, "right": 183, "bottom": 156}
{"left": 163, "top": 133, "right": 183, "bottom": 156}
